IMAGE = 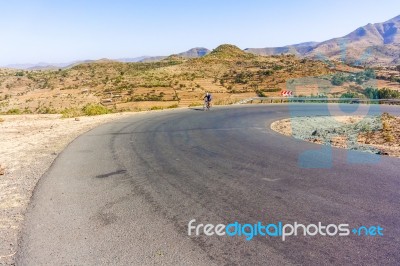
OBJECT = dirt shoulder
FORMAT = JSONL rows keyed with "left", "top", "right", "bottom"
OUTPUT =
{"left": 0, "top": 112, "right": 140, "bottom": 265}
{"left": 271, "top": 113, "right": 400, "bottom": 158}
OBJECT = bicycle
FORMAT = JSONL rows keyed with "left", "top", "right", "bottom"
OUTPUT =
{"left": 203, "top": 100, "right": 211, "bottom": 111}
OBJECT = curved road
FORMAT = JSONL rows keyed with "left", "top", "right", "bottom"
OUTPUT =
{"left": 17, "top": 104, "right": 400, "bottom": 265}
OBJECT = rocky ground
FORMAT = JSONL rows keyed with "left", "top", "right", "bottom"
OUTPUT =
{"left": 271, "top": 113, "right": 400, "bottom": 157}
{"left": 0, "top": 112, "right": 139, "bottom": 265}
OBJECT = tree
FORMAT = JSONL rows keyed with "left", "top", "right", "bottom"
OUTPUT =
{"left": 331, "top": 73, "right": 345, "bottom": 86}
{"left": 363, "top": 87, "right": 379, "bottom": 99}
{"left": 364, "top": 69, "right": 375, "bottom": 79}
{"left": 340, "top": 91, "right": 357, "bottom": 98}
{"left": 378, "top": 88, "right": 400, "bottom": 99}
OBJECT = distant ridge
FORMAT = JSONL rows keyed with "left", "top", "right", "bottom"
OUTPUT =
{"left": 4, "top": 47, "right": 211, "bottom": 69}
{"left": 245, "top": 42, "right": 319, "bottom": 56}
{"left": 140, "top": 47, "right": 210, "bottom": 62}
{"left": 245, "top": 15, "right": 400, "bottom": 66}
{"left": 3, "top": 14, "right": 400, "bottom": 69}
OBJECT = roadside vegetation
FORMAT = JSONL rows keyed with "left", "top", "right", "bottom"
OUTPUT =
{"left": 0, "top": 44, "right": 335, "bottom": 114}
{"left": 1, "top": 44, "right": 399, "bottom": 115}
{"left": 60, "top": 104, "right": 111, "bottom": 118}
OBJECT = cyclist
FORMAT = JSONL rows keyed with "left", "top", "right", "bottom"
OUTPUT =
{"left": 203, "top": 92, "right": 212, "bottom": 110}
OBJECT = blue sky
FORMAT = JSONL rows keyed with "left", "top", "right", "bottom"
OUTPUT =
{"left": 0, "top": 0, "right": 398, "bottom": 65}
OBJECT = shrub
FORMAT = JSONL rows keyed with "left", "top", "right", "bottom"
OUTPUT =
{"left": 363, "top": 87, "right": 379, "bottom": 99}
{"left": 363, "top": 87, "right": 400, "bottom": 99}
{"left": 167, "top": 104, "right": 179, "bottom": 109}
{"left": 256, "top": 90, "right": 266, "bottom": 97}
{"left": 263, "top": 88, "right": 280, "bottom": 92}
{"left": 61, "top": 108, "right": 82, "bottom": 118}
{"left": 331, "top": 73, "right": 346, "bottom": 86}
{"left": 82, "top": 104, "right": 110, "bottom": 116}
{"left": 340, "top": 91, "right": 358, "bottom": 99}
{"left": 364, "top": 69, "right": 376, "bottom": 79}
{"left": 37, "top": 106, "right": 57, "bottom": 114}
{"left": 150, "top": 106, "right": 163, "bottom": 110}
{"left": 6, "top": 108, "right": 21, "bottom": 114}
{"left": 382, "top": 121, "right": 394, "bottom": 142}
{"left": 23, "top": 107, "right": 32, "bottom": 114}
{"left": 378, "top": 88, "right": 400, "bottom": 99}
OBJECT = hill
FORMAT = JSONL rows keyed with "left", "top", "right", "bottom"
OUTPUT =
{"left": 205, "top": 44, "right": 254, "bottom": 60}
{"left": 177, "top": 47, "right": 210, "bottom": 58}
{"left": 0, "top": 44, "right": 336, "bottom": 114}
{"left": 245, "top": 42, "right": 319, "bottom": 57}
{"left": 307, "top": 15, "right": 400, "bottom": 66}
{"left": 3, "top": 47, "right": 211, "bottom": 70}
{"left": 246, "top": 15, "right": 400, "bottom": 66}
{"left": 139, "top": 47, "right": 210, "bottom": 62}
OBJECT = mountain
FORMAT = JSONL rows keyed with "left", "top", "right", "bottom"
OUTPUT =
{"left": 177, "top": 47, "right": 210, "bottom": 58}
{"left": 307, "top": 15, "right": 400, "bottom": 65}
{"left": 6, "top": 15, "right": 400, "bottom": 68}
{"left": 4, "top": 60, "right": 98, "bottom": 70}
{"left": 246, "top": 15, "right": 400, "bottom": 66}
{"left": 5, "top": 58, "right": 142, "bottom": 70}
{"left": 139, "top": 47, "right": 210, "bottom": 62}
{"left": 115, "top": 56, "right": 151, "bottom": 63}
{"left": 245, "top": 42, "right": 319, "bottom": 56}
{"left": 3, "top": 47, "right": 211, "bottom": 69}
{"left": 5, "top": 62, "right": 70, "bottom": 70}
{"left": 139, "top": 56, "right": 168, "bottom": 63}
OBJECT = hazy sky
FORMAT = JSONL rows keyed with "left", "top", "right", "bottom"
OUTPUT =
{"left": 0, "top": 0, "right": 398, "bottom": 65}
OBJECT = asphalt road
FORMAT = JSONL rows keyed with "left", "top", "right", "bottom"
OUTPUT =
{"left": 17, "top": 104, "right": 400, "bottom": 265}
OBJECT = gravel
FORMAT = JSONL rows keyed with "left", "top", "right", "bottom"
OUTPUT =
{"left": 273, "top": 115, "right": 384, "bottom": 154}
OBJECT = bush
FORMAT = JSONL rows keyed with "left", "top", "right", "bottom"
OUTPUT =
{"left": 61, "top": 108, "right": 82, "bottom": 118}
{"left": 167, "top": 104, "right": 179, "bottom": 109}
{"left": 364, "top": 69, "right": 376, "bottom": 79}
{"left": 377, "top": 88, "right": 400, "bottom": 99}
{"left": 256, "top": 90, "right": 266, "bottom": 97}
{"left": 363, "top": 87, "right": 400, "bottom": 99}
{"left": 82, "top": 104, "right": 110, "bottom": 116}
{"left": 340, "top": 91, "right": 358, "bottom": 98}
{"left": 37, "top": 106, "right": 57, "bottom": 114}
{"left": 150, "top": 106, "right": 163, "bottom": 110}
{"left": 331, "top": 73, "right": 346, "bottom": 86}
{"left": 363, "top": 87, "right": 379, "bottom": 99}
{"left": 6, "top": 108, "right": 21, "bottom": 114}
{"left": 263, "top": 88, "right": 281, "bottom": 92}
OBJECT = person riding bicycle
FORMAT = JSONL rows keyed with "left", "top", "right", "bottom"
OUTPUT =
{"left": 204, "top": 92, "right": 212, "bottom": 110}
